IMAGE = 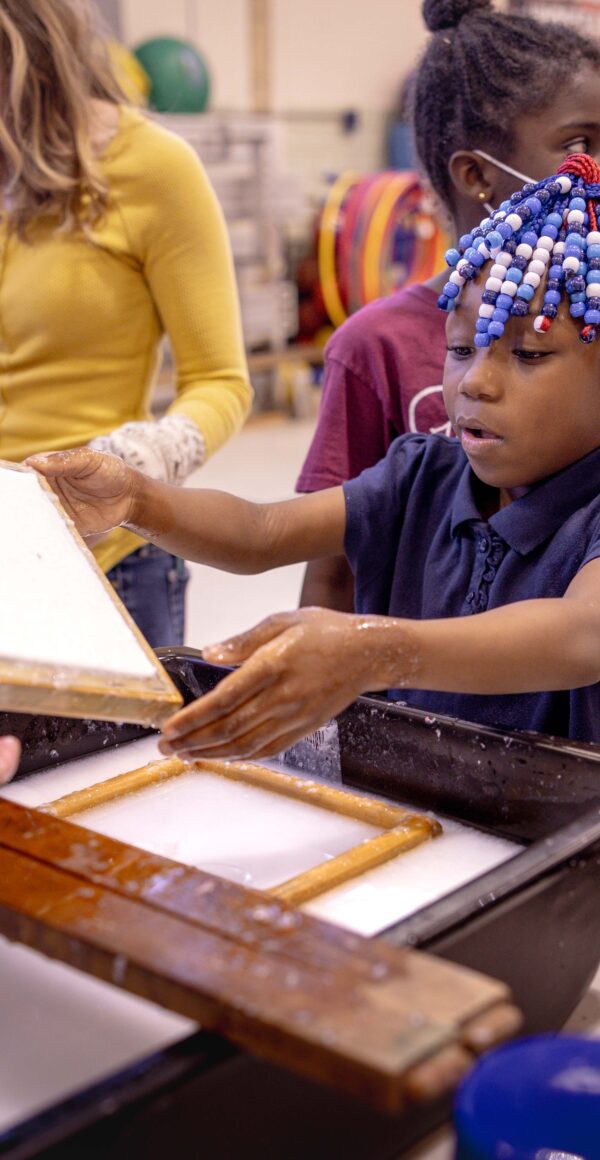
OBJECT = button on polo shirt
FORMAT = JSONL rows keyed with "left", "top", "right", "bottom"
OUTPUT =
{"left": 343, "top": 434, "right": 600, "bottom": 742}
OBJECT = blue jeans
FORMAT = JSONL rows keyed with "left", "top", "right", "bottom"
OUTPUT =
{"left": 107, "top": 545, "right": 190, "bottom": 648}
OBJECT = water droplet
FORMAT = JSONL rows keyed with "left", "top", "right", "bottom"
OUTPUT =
{"left": 251, "top": 962, "right": 271, "bottom": 979}
{"left": 251, "top": 903, "right": 280, "bottom": 925}
{"left": 275, "top": 910, "right": 300, "bottom": 931}
{"left": 100, "top": 1096, "right": 118, "bottom": 1117}
{"left": 112, "top": 953, "right": 128, "bottom": 985}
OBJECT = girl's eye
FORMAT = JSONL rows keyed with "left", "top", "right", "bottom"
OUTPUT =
{"left": 564, "top": 136, "right": 589, "bottom": 155}
{"left": 513, "top": 349, "right": 550, "bottom": 362}
{"left": 447, "top": 345, "right": 474, "bottom": 359}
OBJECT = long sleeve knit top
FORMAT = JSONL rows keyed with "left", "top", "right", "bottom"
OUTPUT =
{"left": 0, "top": 106, "right": 252, "bottom": 573}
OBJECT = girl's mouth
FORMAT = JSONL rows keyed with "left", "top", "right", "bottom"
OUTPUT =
{"left": 460, "top": 426, "right": 504, "bottom": 449}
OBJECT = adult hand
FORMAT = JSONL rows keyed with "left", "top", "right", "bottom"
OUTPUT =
{"left": 158, "top": 608, "right": 386, "bottom": 761}
{"left": 0, "top": 736, "right": 21, "bottom": 784}
{"left": 26, "top": 448, "right": 138, "bottom": 538}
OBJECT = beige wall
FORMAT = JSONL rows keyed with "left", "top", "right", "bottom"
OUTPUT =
{"left": 121, "top": 0, "right": 427, "bottom": 114}
{"left": 271, "top": 0, "right": 425, "bottom": 113}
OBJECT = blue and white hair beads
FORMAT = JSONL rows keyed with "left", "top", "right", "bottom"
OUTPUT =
{"left": 439, "top": 153, "right": 600, "bottom": 346}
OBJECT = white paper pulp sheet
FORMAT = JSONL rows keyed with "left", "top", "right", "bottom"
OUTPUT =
{"left": 0, "top": 467, "right": 155, "bottom": 678}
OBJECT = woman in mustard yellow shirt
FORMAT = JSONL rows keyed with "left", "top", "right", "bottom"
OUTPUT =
{"left": 0, "top": 0, "right": 252, "bottom": 645}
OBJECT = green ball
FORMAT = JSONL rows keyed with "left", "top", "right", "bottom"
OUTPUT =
{"left": 134, "top": 37, "right": 210, "bottom": 114}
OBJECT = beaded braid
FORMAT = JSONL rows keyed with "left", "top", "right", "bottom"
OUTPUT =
{"left": 439, "top": 154, "right": 600, "bottom": 345}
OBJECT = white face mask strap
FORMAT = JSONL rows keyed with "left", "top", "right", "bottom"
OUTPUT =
{"left": 472, "top": 148, "right": 536, "bottom": 187}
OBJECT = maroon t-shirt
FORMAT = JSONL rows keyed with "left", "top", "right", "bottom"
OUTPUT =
{"left": 297, "top": 284, "right": 449, "bottom": 491}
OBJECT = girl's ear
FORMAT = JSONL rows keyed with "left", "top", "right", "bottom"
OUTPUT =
{"left": 448, "top": 150, "right": 497, "bottom": 209}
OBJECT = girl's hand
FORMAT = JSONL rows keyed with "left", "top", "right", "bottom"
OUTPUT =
{"left": 26, "top": 449, "right": 139, "bottom": 538}
{"left": 158, "top": 608, "right": 385, "bottom": 761}
{"left": 0, "top": 736, "right": 21, "bottom": 784}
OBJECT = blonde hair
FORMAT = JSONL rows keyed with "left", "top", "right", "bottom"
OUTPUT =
{"left": 0, "top": 0, "right": 126, "bottom": 235}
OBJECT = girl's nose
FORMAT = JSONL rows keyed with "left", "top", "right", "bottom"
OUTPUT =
{"left": 459, "top": 352, "right": 503, "bottom": 401}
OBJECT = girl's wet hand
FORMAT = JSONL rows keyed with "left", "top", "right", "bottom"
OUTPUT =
{"left": 0, "top": 736, "right": 21, "bottom": 784}
{"left": 26, "top": 448, "right": 138, "bottom": 538}
{"left": 158, "top": 608, "right": 381, "bottom": 761}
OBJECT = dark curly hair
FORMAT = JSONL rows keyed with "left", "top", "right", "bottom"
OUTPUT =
{"left": 413, "top": 0, "right": 600, "bottom": 211}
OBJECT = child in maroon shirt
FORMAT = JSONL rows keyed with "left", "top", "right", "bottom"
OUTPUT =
{"left": 297, "top": 284, "right": 448, "bottom": 492}
{"left": 297, "top": 0, "right": 600, "bottom": 610}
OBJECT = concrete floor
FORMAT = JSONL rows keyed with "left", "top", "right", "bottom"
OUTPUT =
{"left": 184, "top": 413, "right": 311, "bottom": 650}
{"left": 186, "top": 414, "right": 600, "bottom": 1157}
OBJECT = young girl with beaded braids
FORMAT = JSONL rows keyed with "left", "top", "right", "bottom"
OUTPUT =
{"left": 296, "top": 0, "right": 600, "bottom": 612}
{"left": 29, "top": 153, "right": 600, "bottom": 759}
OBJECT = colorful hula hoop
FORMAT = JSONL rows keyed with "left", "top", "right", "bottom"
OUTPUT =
{"left": 337, "top": 176, "right": 376, "bottom": 316}
{"left": 317, "top": 170, "right": 362, "bottom": 330}
{"left": 318, "top": 169, "right": 449, "bottom": 328}
{"left": 361, "top": 172, "right": 420, "bottom": 304}
{"left": 347, "top": 173, "right": 400, "bottom": 314}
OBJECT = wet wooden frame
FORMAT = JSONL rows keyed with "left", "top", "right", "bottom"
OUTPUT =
{"left": 0, "top": 460, "right": 182, "bottom": 727}
{"left": 0, "top": 796, "right": 521, "bottom": 1112}
{"left": 40, "top": 756, "right": 442, "bottom": 905}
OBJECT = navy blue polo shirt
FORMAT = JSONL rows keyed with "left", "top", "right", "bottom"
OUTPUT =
{"left": 343, "top": 434, "right": 600, "bottom": 742}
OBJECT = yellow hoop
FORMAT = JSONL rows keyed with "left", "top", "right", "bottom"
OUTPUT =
{"left": 318, "top": 171, "right": 362, "bottom": 329}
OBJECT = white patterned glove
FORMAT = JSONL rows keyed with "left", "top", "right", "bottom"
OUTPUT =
{"left": 89, "top": 414, "right": 206, "bottom": 486}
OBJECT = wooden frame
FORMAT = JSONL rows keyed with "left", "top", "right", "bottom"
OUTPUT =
{"left": 0, "top": 460, "right": 182, "bottom": 726}
{"left": 40, "top": 756, "right": 442, "bottom": 905}
{"left": 0, "top": 797, "right": 521, "bottom": 1112}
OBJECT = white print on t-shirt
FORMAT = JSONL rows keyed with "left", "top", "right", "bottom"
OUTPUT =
{"left": 408, "top": 384, "right": 452, "bottom": 437}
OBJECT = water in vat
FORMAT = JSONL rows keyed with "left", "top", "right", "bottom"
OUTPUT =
{"left": 3, "top": 735, "right": 519, "bottom": 927}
